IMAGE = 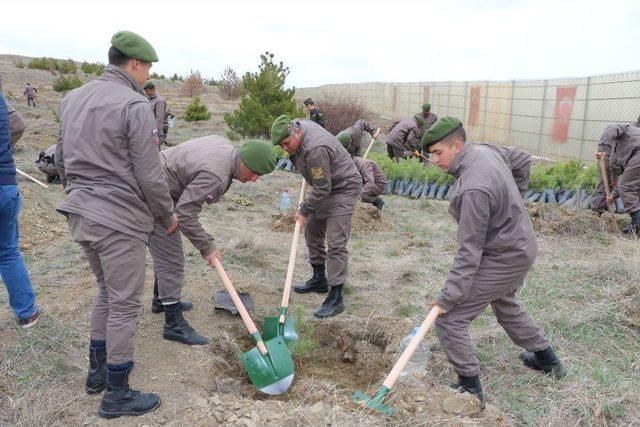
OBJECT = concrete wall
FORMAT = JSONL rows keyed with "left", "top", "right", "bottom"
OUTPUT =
{"left": 297, "top": 71, "right": 640, "bottom": 161}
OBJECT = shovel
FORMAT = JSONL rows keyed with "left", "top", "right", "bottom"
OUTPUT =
{"left": 353, "top": 306, "right": 440, "bottom": 416}
{"left": 263, "top": 179, "right": 307, "bottom": 344}
{"left": 598, "top": 155, "right": 619, "bottom": 233}
{"left": 212, "top": 257, "right": 294, "bottom": 395}
{"left": 362, "top": 128, "right": 381, "bottom": 159}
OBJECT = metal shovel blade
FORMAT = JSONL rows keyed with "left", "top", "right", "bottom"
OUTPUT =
{"left": 353, "top": 387, "right": 396, "bottom": 416}
{"left": 263, "top": 313, "right": 298, "bottom": 345}
{"left": 240, "top": 335, "right": 295, "bottom": 395}
{"left": 214, "top": 291, "right": 254, "bottom": 315}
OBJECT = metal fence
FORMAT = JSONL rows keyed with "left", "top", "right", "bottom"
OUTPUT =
{"left": 297, "top": 71, "right": 640, "bottom": 162}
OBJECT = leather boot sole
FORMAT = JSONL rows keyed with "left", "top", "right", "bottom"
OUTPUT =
{"left": 85, "top": 383, "right": 106, "bottom": 395}
{"left": 314, "top": 303, "right": 345, "bottom": 319}
{"left": 163, "top": 331, "right": 209, "bottom": 346}
{"left": 293, "top": 285, "right": 329, "bottom": 294}
{"left": 98, "top": 399, "right": 161, "bottom": 419}
{"left": 152, "top": 300, "right": 193, "bottom": 313}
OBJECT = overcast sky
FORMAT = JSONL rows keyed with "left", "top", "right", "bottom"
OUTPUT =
{"left": 1, "top": 0, "right": 639, "bottom": 88}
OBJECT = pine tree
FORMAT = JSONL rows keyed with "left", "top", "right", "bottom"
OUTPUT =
{"left": 183, "top": 97, "right": 211, "bottom": 122}
{"left": 224, "top": 52, "right": 303, "bottom": 139}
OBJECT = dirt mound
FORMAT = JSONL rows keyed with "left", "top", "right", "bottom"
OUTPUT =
{"left": 270, "top": 211, "right": 296, "bottom": 232}
{"left": 528, "top": 204, "right": 608, "bottom": 235}
{"left": 271, "top": 204, "right": 391, "bottom": 234}
{"left": 352, "top": 203, "right": 392, "bottom": 233}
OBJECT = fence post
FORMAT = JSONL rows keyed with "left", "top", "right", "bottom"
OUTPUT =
{"left": 507, "top": 80, "right": 515, "bottom": 144}
{"left": 463, "top": 81, "right": 468, "bottom": 126}
{"left": 481, "top": 80, "right": 489, "bottom": 140}
{"left": 537, "top": 80, "right": 548, "bottom": 156}
{"left": 447, "top": 81, "right": 452, "bottom": 116}
{"left": 579, "top": 76, "right": 592, "bottom": 161}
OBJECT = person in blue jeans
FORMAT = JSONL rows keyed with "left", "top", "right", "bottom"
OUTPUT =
{"left": 0, "top": 90, "right": 44, "bottom": 328}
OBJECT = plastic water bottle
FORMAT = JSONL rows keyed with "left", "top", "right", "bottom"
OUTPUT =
{"left": 167, "top": 116, "right": 175, "bottom": 128}
{"left": 279, "top": 189, "right": 292, "bottom": 212}
{"left": 398, "top": 326, "right": 430, "bottom": 378}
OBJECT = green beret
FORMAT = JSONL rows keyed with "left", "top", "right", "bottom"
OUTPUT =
{"left": 421, "top": 103, "right": 431, "bottom": 112}
{"left": 421, "top": 117, "right": 463, "bottom": 150}
{"left": 143, "top": 81, "right": 155, "bottom": 90}
{"left": 111, "top": 30, "right": 159, "bottom": 62}
{"left": 238, "top": 140, "right": 277, "bottom": 175}
{"left": 271, "top": 115, "right": 292, "bottom": 146}
{"left": 414, "top": 114, "right": 426, "bottom": 127}
{"left": 336, "top": 132, "right": 352, "bottom": 148}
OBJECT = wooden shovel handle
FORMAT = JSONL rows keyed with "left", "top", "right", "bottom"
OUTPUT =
{"left": 362, "top": 128, "right": 381, "bottom": 160}
{"left": 16, "top": 168, "right": 49, "bottom": 188}
{"left": 279, "top": 179, "right": 307, "bottom": 322}
{"left": 382, "top": 306, "right": 440, "bottom": 390}
{"left": 598, "top": 157, "right": 619, "bottom": 232}
{"left": 213, "top": 258, "right": 268, "bottom": 355}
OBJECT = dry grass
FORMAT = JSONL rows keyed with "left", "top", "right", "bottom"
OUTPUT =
{"left": 2, "top": 54, "right": 640, "bottom": 425}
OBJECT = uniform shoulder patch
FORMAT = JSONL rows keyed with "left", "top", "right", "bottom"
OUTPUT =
{"left": 310, "top": 167, "right": 325, "bottom": 180}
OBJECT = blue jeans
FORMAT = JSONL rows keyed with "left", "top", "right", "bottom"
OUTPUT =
{"left": 0, "top": 185, "right": 36, "bottom": 320}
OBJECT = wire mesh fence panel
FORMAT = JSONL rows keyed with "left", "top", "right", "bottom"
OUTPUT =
{"left": 297, "top": 70, "right": 640, "bottom": 161}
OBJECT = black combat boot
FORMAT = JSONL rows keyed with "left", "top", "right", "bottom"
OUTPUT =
{"left": 85, "top": 345, "right": 107, "bottom": 394}
{"left": 519, "top": 347, "right": 567, "bottom": 379}
{"left": 163, "top": 302, "right": 209, "bottom": 346}
{"left": 98, "top": 363, "right": 161, "bottom": 419}
{"left": 151, "top": 278, "right": 193, "bottom": 313}
{"left": 622, "top": 211, "right": 640, "bottom": 236}
{"left": 450, "top": 374, "right": 485, "bottom": 408}
{"left": 293, "top": 264, "right": 328, "bottom": 293}
{"left": 314, "top": 285, "right": 345, "bottom": 319}
{"left": 372, "top": 197, "right": 385, "bottom": 210}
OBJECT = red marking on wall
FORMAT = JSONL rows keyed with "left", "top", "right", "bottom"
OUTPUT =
{"left": 468, "top": 86, "right": 481, "bottom": 126}
{"left": 551, "top": 86, "right": 577, "bottom": 142}
{"left": 392, "top": 86, "right": 399, "bottom": 114}
{"left": 423, "top": 85, "right": 430, "bottom": 103}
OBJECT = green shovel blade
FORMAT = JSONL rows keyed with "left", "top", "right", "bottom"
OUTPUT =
{"left": 263, "top": 315, "right": 298, "bottom": 345}
{"left": 241, "top": 335, "right": 295, "bottom": 395}
{"left": 352, "top": 386, "right": 396, "bottom": 416}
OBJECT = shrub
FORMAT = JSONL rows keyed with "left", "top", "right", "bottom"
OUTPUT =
{"left": 183, "top": 97, "right": 211, "bottom": 121}
{"left": 150, "top": 72, "right": 165, "bottom": 80}
{"left": 181, "top": 70, "right": 206, "bottom": 97}
{"left": 52, "top": 75, "right": 83, "bottom": 92}
{"left": 57, "top": 59, "right": 77, "bottom": 74}
{"left": 219, "top": 66, "right": 242, "bottom": 100}
{"left": 28, "top": 57, "right": 57, "bottom": 71}
{"left": 170, "top": 73, "right": 184, "bottom": 82}
{"left": 224, "top": 52, "right": 304, "bottom": 139}
{"left": 315, "top": 93, "right": 369, "bottom": 136}
{"left": 14, "top": 60, "right": 25, "bottom": 69}
{"left": 81, "top": 61, "right": 105, "bottom": 76}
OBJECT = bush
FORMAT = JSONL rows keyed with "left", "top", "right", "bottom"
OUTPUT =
{"left": 150, "top": 72, "right": 165, "bottom": 80}
{"left": 368, "top": 153, "right": 452, "bottom": 184}
{"left": 57, "top": 59, "right": 77, "bottom": 74}
{"left": 219, "top": 66, "right": 242, "bottom": 100}
{"left": 14, "top": 60, "right": 25, "bottom": 69}
{"left": 224, "top": 52, "right": 304, "bottom": 139}
{"left": 81, "top": 61, "right": 105, "bottom": 76}
{"left": 181, "top": 70, "right": 206, "bottom": 97}
{"left": 28, "top": 57, "right": 57, "bottom": 71}
{"left": 183, "top": 97, "right": 211, "bottom": 121}
{"left": 170, "top": 73, "right": 184, "bottom": 82}
{"left": 53, "top": 75, "right": 83, "bottom": 92}
{"left": 315, "top": 93, "right": 369, "bottom": 135}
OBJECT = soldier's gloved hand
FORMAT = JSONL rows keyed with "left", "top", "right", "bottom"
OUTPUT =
{"left": 166, "top": 214, "right": 179, "bottom": 235}
{"left": 372, "top": 198, "right": 385, "bottom": 210}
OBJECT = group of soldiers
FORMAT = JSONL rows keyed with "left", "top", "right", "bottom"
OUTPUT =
{"left": 3, "top": 28, "right": 640, "bottom": 420}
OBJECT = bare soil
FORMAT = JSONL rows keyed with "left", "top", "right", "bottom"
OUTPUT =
{"left": 2, "top": 55, "right": 640, "bottom": 426}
